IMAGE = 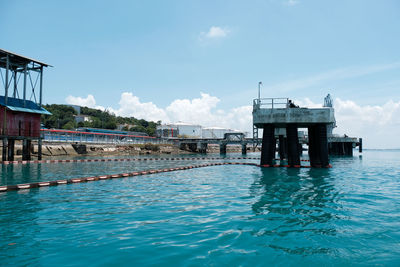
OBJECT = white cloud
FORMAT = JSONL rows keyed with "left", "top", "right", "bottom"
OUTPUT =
{"left": 295, "top": 97, "right": 400, "bottom": 149}
{"left": 294, "top": 97, "right": 323, "bottom": 108}
{"left": 66, "top": 94, "right": 96, "bottom": 107}
{"left": 66, "top": 92, "right": 400, "bottom": 148}
{"left": 166, "top": 93, "right": 220, "bottom": 125}
{"left": 199, "top": 26, "right": 230, "bottom": 41}
{"left": 109, "top": 92, "right": 169, "bottom": 123}
{"left": 65, "top": 92, "right": 252, "bottom": 134}
{"left": 333, "top": 98, "right": 400, "bottom": 148}
{"left": 65, "top": 94, "right": 105, "bottom": 110}
{"left": 165, "top": 93, "right": 252, "bottom": 133}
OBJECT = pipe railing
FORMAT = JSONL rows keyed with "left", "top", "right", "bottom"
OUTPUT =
{"left": 40, "top": 129, "right": 173, "bottom": 145}
{"left": 253, "top": 98, "right": 289, "bottom": 110}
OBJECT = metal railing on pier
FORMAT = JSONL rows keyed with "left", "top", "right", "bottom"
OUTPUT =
{"left": 41, "top": 129, "right": 173, "bottom": 145}
{"left": 253, "top": 98, "right": 289, "bottom": 110}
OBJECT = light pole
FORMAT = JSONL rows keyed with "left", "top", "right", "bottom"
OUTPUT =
{"left": 258, "top": 81, "right": 262, "bottom": 102}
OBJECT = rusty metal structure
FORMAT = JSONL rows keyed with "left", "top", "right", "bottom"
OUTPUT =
{"left": 0, "top": 49, "right": 51, "bottom": 161}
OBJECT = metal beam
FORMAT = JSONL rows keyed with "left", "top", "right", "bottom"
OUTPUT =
{"left": 5, "top": 55, "right": 9, "bottom": 105}
{"left": 0, "top": 60, "right": 27, "bottom": 69}
{"left": 39, "top": 66, "right": 43, "bottom": 106}
{"left": 27, "top": 67, "right": 42, "bottom": 71}
{"left": 23, "top": 64, "right": 27, "bottom": 107}
{"left": 13, "top": 70, "right": 17, "bottom": 97}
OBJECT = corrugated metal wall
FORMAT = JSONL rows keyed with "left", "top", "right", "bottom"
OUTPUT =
{"left": 0, "top": 108, "right": 41, "bottom": 137}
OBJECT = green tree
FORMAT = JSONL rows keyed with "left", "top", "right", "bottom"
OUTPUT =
{"left": 129, "top": 125, "right": 146, "bottom": 133}
{"left": 62, "top": 121, "right": 75, "bottom": 130}
{"left": 41, "top": 104, "right": 161, "bottom": 136}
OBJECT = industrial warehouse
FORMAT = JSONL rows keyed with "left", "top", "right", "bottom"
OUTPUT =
{"left": 156, "top": 121, "right": 247, "bottom": 139}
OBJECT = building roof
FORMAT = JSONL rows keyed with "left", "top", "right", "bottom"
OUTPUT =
{"left": 0, "top": 96, "right": 51, "bottom": 115}
{"left": 203, "top": 126, "right": 242, "bottom": 132}
{"left": 203, "top": 126, "right": 230, "bottom": 130}
{"left": 0, "top": 49, "right": 51, "bottom": 69}
{"left": 168, "top": 121, "right": 202, "bottom": 127}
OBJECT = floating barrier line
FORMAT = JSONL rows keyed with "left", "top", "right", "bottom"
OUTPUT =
{"left": 1, "top": 157, "right": 315, "bottom": 165}
{"left": 1, "top": 157, "right": 263, "bottom": 165}
{"left": 0, "top": 162, "right": 318, "bottom": 192}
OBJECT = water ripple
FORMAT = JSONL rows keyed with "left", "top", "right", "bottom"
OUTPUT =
{"left": 1, "top": 152, "right": 400, "bottom": 265}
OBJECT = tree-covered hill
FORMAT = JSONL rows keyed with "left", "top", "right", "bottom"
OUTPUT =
{"left": 42, "top": 104, "right": 160, "bottom": 136}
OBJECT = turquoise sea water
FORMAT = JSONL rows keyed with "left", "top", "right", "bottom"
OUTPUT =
{"left": 1, "top": 151, "right": 400, "bottom": 266}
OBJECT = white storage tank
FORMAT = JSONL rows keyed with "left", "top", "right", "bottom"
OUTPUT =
{"left": 174, "top": 122, "right": 202, "bottom": 138}
{"left": 156, "top": 122, "right": 202, "bottom": 138}
{"left": 156, "top": 124, "right": 179, "bottom": 138}
{"left": 202, "top": 127, "right": 243, "bottom": 139}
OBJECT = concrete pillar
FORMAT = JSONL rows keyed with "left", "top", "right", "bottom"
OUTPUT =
{"left": 298, "top": 143, "right": 303, "bottom": 156}
{"left": 308, "top": 124, "right": 329, "bottom": 167}
{"left": 220, "top": 144, "right": 227, "bottom": 154}
{"left": 199, "top": 143, "right": 207, "bottom": 154}
{"left": 241, "top": 144, "right": 247, "bottom": 154}
{"left": 7, "top": 139, "right": 15, "bottom": 161}
{"left": 188, "top": 143, "right": 197, "bottom": 152}
{"left": 278, "top": 135, "right": 287, "bottom": 160}
{"left": 2, "top": 138, "right": 7, "bottom": 162}
{"left": 343, "top": 143, "right": 348, "bottom": 155}
{"left": 22, "top": 139, "right": 32, "bottom": 160}
{"left": 317, "top": 124, "right": 329, "bottom": 166}
{"left": 179, "top": 143, "right": 187, "bottom": 150}
{"left": 308, "top": 126, "right": 319, "bottom": 165}
{"left": 345, "top": 142, "right": 353, "bottom": 156}
{"left": 260, "top": 124, "right": 275, "bottom": 166}
{"left": 328, "top": 142, "right": 333, "bottom": 155}
{"left": 286, "top": 124, "right": 300, "bottom": 166}
{"left": 333, "top": 142, "right": 341, "bottom": 155}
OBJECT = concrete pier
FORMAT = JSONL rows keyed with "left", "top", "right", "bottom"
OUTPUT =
{"left": 329, "top": 142, "right": 353, "bottom": 156}
{"left": 253, "top": 98, "right": 335, "bottom": 168}
{"left": 176, "top": 132, "right": 249, "bottom": 155}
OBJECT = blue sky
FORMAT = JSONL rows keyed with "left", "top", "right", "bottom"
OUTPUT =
{"left": 1, "top": 0, "right": 400, "bottom": 147}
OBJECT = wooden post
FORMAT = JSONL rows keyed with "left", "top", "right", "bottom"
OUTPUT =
{"left": 7, "top": 139, "right": 14, "bottom": 161}
{"left": 2, "top": 138, "right": 7, "bottom": 162}
{"left": 38, "top": 138, "right": 42, "bottom": 160}
{"left": 22, "top": 139, "right": 29, "bottom": 160}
